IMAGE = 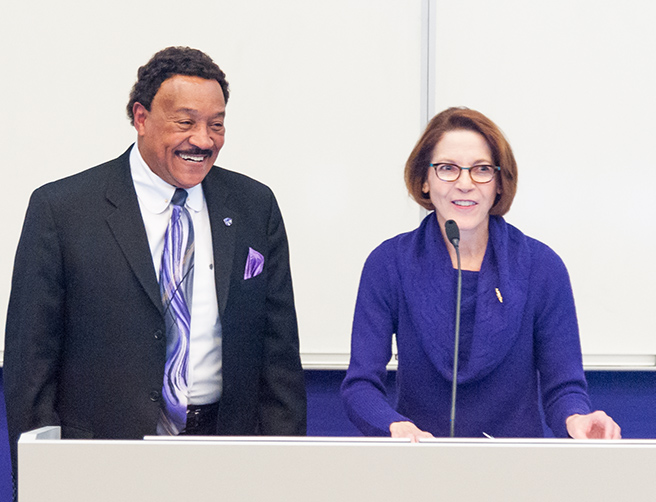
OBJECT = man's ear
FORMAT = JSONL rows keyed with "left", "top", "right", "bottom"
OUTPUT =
{"left": 132, "top": 103, "right": 148, "bottom": 135}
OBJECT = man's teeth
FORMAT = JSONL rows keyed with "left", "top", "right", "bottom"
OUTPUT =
{"left": 179, "top": 154, "right": 205, "bottom": 162}
{"left": 453, "top": 200, "right": 475, "bottom": 206}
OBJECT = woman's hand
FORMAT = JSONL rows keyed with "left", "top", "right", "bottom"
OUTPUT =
{"left": 566, "top": 410, "right": 621, "bottom": 439}
{"left": 389, "top": 421, "right": 434, "bottom": 443}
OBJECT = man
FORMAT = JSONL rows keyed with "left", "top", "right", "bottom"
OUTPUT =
{"left": 4, "top": 47, "right": 307, "bottom": 473}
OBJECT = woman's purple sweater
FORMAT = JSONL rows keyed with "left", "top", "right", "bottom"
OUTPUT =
{"left": 341, "top": 214, "right": 591, "bottom": 438}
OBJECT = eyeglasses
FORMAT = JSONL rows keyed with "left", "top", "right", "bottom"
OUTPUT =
{"left": 429, "top": 163, "right": 500, "bottom": 184}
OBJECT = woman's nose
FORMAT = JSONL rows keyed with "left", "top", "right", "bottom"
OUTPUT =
{"left": 455, "top": 168, "right": 475, "bottom": 190}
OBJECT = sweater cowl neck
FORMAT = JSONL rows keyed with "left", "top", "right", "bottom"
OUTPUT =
{"left": 399, "top": 213, "right": 531, "bottom": 383}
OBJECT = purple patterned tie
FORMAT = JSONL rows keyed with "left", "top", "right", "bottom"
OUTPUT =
{"left": 157, "top": 188, "right": 194, "bottom": 435}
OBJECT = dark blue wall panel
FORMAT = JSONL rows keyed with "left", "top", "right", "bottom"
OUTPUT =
{"left": 1, "top": 369, "right": 654, "bottom": 502}
{"left": 306, "top": 370, "right": 656, "bottom": 438}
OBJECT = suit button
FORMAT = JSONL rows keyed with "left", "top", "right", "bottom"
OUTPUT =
{"left": 149, "top": 391, "right": 161, "bottom": 402}
{"left": 154, "top": 329, "right": 164, "bottom": 340}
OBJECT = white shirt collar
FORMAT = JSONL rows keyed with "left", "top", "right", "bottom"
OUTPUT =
{"left": 129, "top": 144, "right": 204, "bottom": 214}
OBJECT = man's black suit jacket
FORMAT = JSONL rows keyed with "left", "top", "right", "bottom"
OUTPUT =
{"left": 4, "top": 147, "right": 307, "bottom": 469}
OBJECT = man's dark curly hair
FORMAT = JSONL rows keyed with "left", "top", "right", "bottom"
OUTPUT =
{"left": 126, "top": 46, "right": 230, "bottom": 125}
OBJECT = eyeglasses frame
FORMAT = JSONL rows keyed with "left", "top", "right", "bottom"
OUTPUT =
{"left": 429, "top": 163, "right": 501, "bottom": 184}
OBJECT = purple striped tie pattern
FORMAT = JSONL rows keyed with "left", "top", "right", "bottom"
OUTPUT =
{"left": 157, "top": 188, "right": 195, "bottom": 435}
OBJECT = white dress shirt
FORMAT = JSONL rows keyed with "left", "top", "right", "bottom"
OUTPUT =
{"left": 130, "top": 145, "right": 222, "bottom": 405}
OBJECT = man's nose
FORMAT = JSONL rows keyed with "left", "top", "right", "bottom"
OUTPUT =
{"left": 189, "top": 125, "right": 214, "bottom": 150}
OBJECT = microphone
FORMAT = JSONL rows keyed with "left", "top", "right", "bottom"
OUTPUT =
{"left": 445, "top": 219, "right": 462, "bottom": 438}
{"left": 445, "top": 219, "right": 460, "bottom": 248}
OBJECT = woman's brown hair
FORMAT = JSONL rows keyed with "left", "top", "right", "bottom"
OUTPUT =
{"left": 404, "top": 107, "right": 518, "bottom": 216}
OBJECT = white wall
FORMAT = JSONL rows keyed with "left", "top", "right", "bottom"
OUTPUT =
{"left": 432, "top": 0, "right": 656, "bottom": 367}
{"left": 0, "top": 0, "right": 423, "bottom": 366}
{"left": 2, "top": 0, "right": 654, "bottom": 369}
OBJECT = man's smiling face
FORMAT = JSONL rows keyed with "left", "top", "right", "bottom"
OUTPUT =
{"left": 133, "top": 74, "right": 226, "bottom": 189}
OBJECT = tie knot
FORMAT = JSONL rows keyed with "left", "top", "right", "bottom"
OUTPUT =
{"left": 171, "top": 188, "right": 188, "bottom": 207}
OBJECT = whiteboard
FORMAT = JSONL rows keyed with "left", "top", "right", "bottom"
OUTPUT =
{"left": 432, "top": 0, "right": 656, "bottom": 367}
{"left": 0, "top": 0, "right": 423, "bottom": 366}
{"left": 2, "top": 0, "right": 653, "bottom": 370}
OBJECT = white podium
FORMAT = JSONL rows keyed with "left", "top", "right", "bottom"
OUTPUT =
{"left": 18, "top": 427, "right": 656, "bottom": 501}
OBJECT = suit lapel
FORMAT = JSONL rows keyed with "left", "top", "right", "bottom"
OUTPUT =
{"left": 202, "top": 168, "right": 238, "bottom": 319}
{"left": 105, "top": 148, "right": 163, "bottom": 315}
{"left": 103, "top": 155, "right": 239, "bottom": 320}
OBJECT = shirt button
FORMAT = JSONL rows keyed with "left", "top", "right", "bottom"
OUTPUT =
{"left": 149, "top": 391, "right": 161, "bottom": 402}
{"left": 154, "top": 329, "right": 164, "bottom": 340}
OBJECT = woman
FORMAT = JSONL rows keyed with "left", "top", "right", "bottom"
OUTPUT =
{"left": 341, "top": 107, "right": 620, "bottom": 441}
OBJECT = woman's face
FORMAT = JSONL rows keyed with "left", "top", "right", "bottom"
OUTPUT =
{"left": 423, "top": 129, "right": 500, "bottom": 238}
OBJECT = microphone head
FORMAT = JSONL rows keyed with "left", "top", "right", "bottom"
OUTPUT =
{"left": 445, "top": 219, "right": 460, "bottom": 248}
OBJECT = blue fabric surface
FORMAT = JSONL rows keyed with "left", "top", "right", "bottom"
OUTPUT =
{"left": 0, "top": 371, "right": 12, "bottom": 502}
{"left": 342, "top": 214, "right": 591, "bottom": 438}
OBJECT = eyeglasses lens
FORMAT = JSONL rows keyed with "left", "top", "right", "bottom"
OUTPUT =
{"left": 434, "top": 164, "right": 496, "bottom": 183}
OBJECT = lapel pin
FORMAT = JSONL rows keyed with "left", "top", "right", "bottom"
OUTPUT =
{"left": 223, "top": 217, "right": 233, "bottom": 227}
{"left": 495, "top": 288, "right": 503, "bottom": 303}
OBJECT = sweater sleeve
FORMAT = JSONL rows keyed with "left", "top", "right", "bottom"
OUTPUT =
{"left": 532, "top": 243, "right": 591, "bottom": 437}
{"left": 340, "top": 242, "right": 411, "bottom": 435}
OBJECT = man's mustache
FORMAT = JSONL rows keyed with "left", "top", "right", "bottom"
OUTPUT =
{"left": 176, "top": 148, "right": 214, "bottom": 157}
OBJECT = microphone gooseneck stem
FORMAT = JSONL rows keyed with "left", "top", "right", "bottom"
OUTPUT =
{"left": 449, "top": 245, "right": 462, "bottom": 438}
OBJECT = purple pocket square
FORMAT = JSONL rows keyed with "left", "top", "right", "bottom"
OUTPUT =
{"left": 244, "top": 247, "right": 264, "bottom": 280}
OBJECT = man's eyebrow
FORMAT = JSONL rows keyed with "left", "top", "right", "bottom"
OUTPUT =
{"left": 175, "top": 108, "right": 226, "bottom": 118}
